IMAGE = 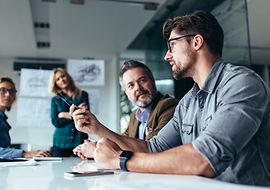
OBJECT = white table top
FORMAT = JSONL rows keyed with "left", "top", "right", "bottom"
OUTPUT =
{"left": 0, "top": 157, "right": 269, "bottom": 190}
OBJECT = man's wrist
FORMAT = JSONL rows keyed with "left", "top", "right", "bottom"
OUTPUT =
{"left": 21, "top": 150, "right": 28, "bottom": 158}
{"left": 119, "top": 150, "right": 133, "bottom": 171}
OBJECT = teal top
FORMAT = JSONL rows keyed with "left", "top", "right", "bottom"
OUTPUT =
{"left": 50, "top": 90, "right": 89, "bottom": 149}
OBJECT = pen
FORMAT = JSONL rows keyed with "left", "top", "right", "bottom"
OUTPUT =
{"left": 56, "top": 93, "right": 72, "bottom": 107}
{"left": 56, "top": 93, "right": 87, "bottom": 116}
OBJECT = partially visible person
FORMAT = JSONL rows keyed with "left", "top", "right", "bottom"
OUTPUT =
{"left": 70, "top": 10, "right": 270, "bottom": 186}
{"left": 73, "top": 60, "right": 179, "bottom": 159}
{"left": 48, "top": 68, "right": 89, "bottom": 157}
{"left": 0, "top": 77, "right": 50, "bottom": 159}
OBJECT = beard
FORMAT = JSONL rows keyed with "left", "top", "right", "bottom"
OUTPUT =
{"left": 134, "top": 93, "right": 154, "bottom": 108}
{"left": 172, "top": 50, "right": 196, "bottom": 80}
{"left": 173, "top": 65, "right": 189, "bottom": 80}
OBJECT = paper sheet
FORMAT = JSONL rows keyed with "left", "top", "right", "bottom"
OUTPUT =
{"left": 32, "top": 157, "right": 62, "bottom": 161}
{"left": 0, "top": 158, "right": 39, "bottom": 167}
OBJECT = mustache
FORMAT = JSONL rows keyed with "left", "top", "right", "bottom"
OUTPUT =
{"left": 135, "top": 90, "right": 151, "bottom": 98}
{"left": 135, "top": 93, "right": 154, "bottom": 108}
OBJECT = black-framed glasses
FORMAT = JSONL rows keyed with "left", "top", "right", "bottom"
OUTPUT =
{"left": 167, "top": 34, "right": 196, "bottom": 53}
{"left": 0, "top": 87, "right": 17, "bottom": 95}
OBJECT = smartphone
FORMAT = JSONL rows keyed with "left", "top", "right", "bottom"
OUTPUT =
{"left": 64, "top": 171, "right": 114, "bottom": 177}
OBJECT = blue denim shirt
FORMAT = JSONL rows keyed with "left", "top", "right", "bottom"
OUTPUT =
{"left": 147, "top": 59, "right": 270, "bottom": 186}
{"left": 0, "top": 112, "right": 23, "bottom": 159}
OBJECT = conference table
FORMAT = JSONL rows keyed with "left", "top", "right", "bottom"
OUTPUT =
{"left": 0, "top": 157, "right": 269, "bottom": 190}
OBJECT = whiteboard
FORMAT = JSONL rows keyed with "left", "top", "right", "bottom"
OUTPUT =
{"left": 16, "top": 97, "right": 51, "bottom": 127}
{"left": 19, "top": 68, "right": 51, "bottom": 97}
{"left": 16, "top": 68, "right": 101, "bottom": 127}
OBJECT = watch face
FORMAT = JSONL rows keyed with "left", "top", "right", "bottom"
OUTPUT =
{"left": 120, "top": 150, "right": 133, "bottom": 159}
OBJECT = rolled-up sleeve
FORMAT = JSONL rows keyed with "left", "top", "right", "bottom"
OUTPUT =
{"left": 192, "top": 73, "right": 268, "bottom": 175}
{"left": 147, "top": 103, "right": 182, "bottom": 152}
{"left": 0, "top": 147, "right": 23, "bottom": 159}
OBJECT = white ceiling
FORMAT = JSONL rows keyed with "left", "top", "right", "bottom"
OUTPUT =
{"left": 0, "top": 0, "right": 166, "bottom": 60}
{"left": 0, "top": 0, "right": 269, "bottom": 66}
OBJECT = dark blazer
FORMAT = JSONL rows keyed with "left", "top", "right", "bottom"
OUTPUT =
{"left": 123, "top": 92, "right": 179, "bottom": 140}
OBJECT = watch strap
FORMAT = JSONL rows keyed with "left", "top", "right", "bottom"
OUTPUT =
{"left": 119, "top": 150, "right": 133, "bottom": 171}
{"left": 120, "top": 157, "right": 128, "bottom": 171}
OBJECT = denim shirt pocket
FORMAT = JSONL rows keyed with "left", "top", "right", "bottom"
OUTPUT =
{"left": 181, "top": 124, "right": 193, "bottom": 135}
{"left": 181, "top": 124, "right": 193, "bottom": 143}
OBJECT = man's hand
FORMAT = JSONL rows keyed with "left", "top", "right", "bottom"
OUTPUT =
{"left": 78, "top": 102, "right": 89, "bottom": 110}
{"left": 70, "top": 104, "right": 102, "bottom": 134}
{"left": 22, "top": 150, "right": 51, "bottom": 158}
{"left": 94, "top": 138, "right": 122, "bottom": 169}
{"left": 73, "top": 139, "right": 97, "bottom": 159}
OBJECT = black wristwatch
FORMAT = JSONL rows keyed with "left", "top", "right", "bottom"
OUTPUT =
{"left": 119, "top": 150, "right": 133, "bottom": 171}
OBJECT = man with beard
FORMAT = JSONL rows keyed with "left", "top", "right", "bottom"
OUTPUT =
{"left": 120, "top": 60, "right": 178, "bottom": 140}
{"left": 73, "top": 60, "right": 178, "bottom": 159}
{"left": 70, "top": 10, "right": 270, "bottom": 186}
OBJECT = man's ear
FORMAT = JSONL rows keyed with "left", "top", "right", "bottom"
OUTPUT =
{"left": 193, "top": 35, "right": 203, "bottom": 50}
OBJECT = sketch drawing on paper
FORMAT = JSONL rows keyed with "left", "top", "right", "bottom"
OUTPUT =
{"left": 67, "top": 59, "right": 105, "bottom": 86}
{"left": 75, "top": 64, "right": 101, "bottom": 83}
{"left": 27, "top": 76, "right": 47, "bottom": 88}
{"left": 20, "top": 68, "right": 51, "bottom": 97}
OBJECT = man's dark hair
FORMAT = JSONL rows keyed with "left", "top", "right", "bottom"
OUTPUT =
{"left": 163, "top": 10, "right": 224, "bottom": 56}
{"left": 119, "top": 60, "right": 155, "bottom": 85}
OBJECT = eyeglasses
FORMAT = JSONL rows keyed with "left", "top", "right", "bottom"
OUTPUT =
{"left": 0, "top": 87, "right": 17, "bottom": 95}
{"left": 167, "top": 34, "right": 196, "bottom": 53}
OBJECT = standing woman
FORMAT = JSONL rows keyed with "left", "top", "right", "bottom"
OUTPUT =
{"left": 48, "top": 68, "right": 89, "bottom": 157}
{"left": 0, "top": 77, "right": 50, "bottom": 159}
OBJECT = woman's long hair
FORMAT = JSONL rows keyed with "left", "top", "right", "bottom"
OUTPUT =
{"left": 48, "top": 68, "right": 81, "bottom": 97}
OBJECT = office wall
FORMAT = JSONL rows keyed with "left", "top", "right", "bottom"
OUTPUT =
{"left": 0, "top": 57, "right": 120, "bottom": 150}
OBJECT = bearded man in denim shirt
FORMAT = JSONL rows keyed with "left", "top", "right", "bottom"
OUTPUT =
{"left": 71, "top": 10, "right": 270, "bottom": 186}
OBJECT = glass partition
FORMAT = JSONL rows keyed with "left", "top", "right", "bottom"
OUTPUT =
{"left": 120, "top": 0, "right": 251, "bottom": 131}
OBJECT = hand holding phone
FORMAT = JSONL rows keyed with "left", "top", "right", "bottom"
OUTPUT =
{"left": 64, "top": 171, "right": 114, "bottom": 177}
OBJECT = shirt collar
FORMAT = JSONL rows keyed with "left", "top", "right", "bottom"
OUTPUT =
{"left": 135, "top": 104, "right": 152, "bottom": 123}
{"left": 192, "top": 58, "right": 225, "bottom": 95}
